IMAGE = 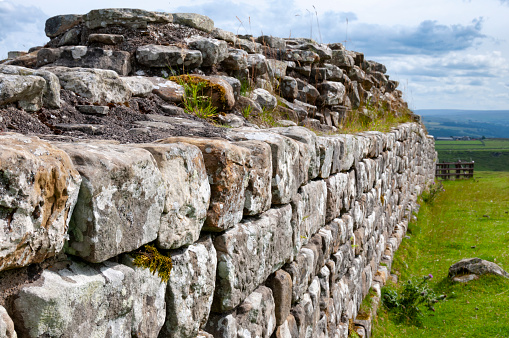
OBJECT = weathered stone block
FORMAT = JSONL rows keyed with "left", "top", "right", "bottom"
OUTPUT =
{"left": 44, "top": 66, "right": 132, "bottom": 105}
{"left": 0, "top": 304, "right": 16, "bottom": 338}
{"left": 88, "top": 33, "right": 125, "bottom": 45}
{"left": 0, "top": 134, "right": 81, "bottom": 272}
{"left": 234, "top": 140, "right": 272, "bottom": 215}
{"left": 227, "top": 130, "right": 300, "bottom": 205}
{"left": 156, "top": 137, "right": 248, "bottom": 232}
{"left": 55, "top": 142, "right": 165, "bottom": 262}
{"left": 0, "top": 74, "right": 45, "bottom": 111}
{"left": 0, "top": 65, "right": 61, "bottom": 109}
{"left": 85, "top": 8, "right": 172, "bottom": 29}
{"left": 136, "top": 45, "right": 202, "bottom": 69}
{"left": 134, "top": 143, "right": 210, "bottom": 249}
{"left": 186, "top": 35, "right": 228, "bottom": 67}
{"left": 267, "top": 270, "right": 293, "bottom": 326}
{"left": 213, "top": 205, "right": 293, "bottom": 312}
{"left": 45, "top": 14, "right": 83, "bottom": 38}
{"left": 146, "top": 77, "right": 184, "bottom": 102}
{"left": 38, "top": 47, "right": 131, "bottom": 76}
{"left": 161, "top": 236, "right": 217, "bottom": 338}
{"left": 121, "top": 76, "right": 154, "bottom": 97}
{"left": 13, "top": 259, "right": 165, "bottom": 338}
{"left": 173, "top": 13, "right": 214, "bottom": 32}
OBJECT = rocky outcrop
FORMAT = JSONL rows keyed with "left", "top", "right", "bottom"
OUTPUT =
{"left": 449, "top": 258, "right": 509, "bottom": 281}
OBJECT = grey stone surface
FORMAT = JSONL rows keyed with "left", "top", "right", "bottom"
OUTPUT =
{"left": 85, "top": 8, "right": 172, "bottom": 29}
{"left": 267, "top": 270, "right": 293, "bottom": 326}
{"left": 38, "top": 47, "right": 131, "bottom": 76}
{"left": 136, "top": 44, "right": 202, "bottom": 69}
{"left": 44, "top": 66, "right": 132, "bottom": 105}
{"left": 45, "top": 14, "right": 83, "bottom": 37}
{"left": 134, "top": 143, "right": 210, "bottom": 250}
{"left": 227, "top": 129, "right": 300, "bottom": 205}
{"left": 0, "top": 74, "right": 45, "bottom": 111}
{"left": 213, "top": 205, "right": 293, "bottom": 312}
{"left": 146, "top": 77, "right": 184, "bottom": 102}
{"left": 186, "top": 35, "right": 228, "bottom": 67}
{"left": 249, "top": 88, "right": 277, "bottom": 111}
{"left": 206, "top": 286, "right": 276, "bottom": 338}
{"left": 211, "top": 28, "right": 237, "bottom": 43}
{"left": 13, "top": 259, "right": 165, "bottom": 338}
{"left": 449, "top": 258, "right": 509, "bottom": 279}
{"left": 0, "top": 134, "right": 81, "bottom": 272}
{"left": 156, "top": 137, "right": 248, "bottom": 232}
{"left": 121, "top": 76, "right": 154, "bottom": 97}
{"left": 221, "top": 48, "right": 248, "bottom": 70}
{"left": 0, "top": 65, "right": 61, "bottom": 109}
{"left": 161, "top": 236, "right": 217, "bottom": 338}
{"left": 317, "top": 81, "right": 346, "bottom": 106}
{"left": 0, "top": 305, "right": 17, "bottom": 338}
{"left": 76, "top": 105, "right": 109, "bottom": 115}
{"left": 234, "top": 140, "right": 273, "bottom": 216}
{"left": 88, "top": 34, "right": 125, "bottom": 45}
{"left": 173, "top": 13, "right": 214, "bottom": 32}
{"left": 55, "top": 142, "right": 165, "bottom": 263}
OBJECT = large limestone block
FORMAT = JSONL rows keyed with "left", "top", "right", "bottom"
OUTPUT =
{"left": 234, "top": 140, "right": 272, "bottom": 216}
{"left": 161, "top": 236, "right": 217, "bottom": 338}
{"left": 0, "top": 65, "right": 61, "bottom": 109}
{"left": 13, "top": 259, "right": 165, "bottom": 338}
{"left": 213, "top": 205, "right": 293, "bottom": 312}
{"left": 270, "top": 126, "right": 320, "bottom": 181}
{"left": 206, "top": 286, "right": 276, "bottom": 338}
{"left": 284, "top": 247, "right": 315, "bottom": 303}
{"left": 0, "top": 74, "right": 45, "bottom": 111}
{"left": 186, "top": 35, "right": 228, "bottom": 67}
{"left": 250, "top": 88, "right": 277, "bottom": 110}
{"left": 146, "top": 77, "right": 184, "bottom": 103}
{"left": 221, "top": 48, "right": 248, "bottom": 70}
{"left": 0, "top": 134, "right": 81, "bottom": 272}
{"left": 267, "top": 270, "right": 293, "bottom": 326}
{"left": 45, "top": 14, "right": 83, "bottom": 37}
{"left": 44, "top": 66, "right": 132, "bottom": 105}
{"left": 121, "top": 256, "right": 167, "bottom": 338}
{"left": 0, "top": 305, "right": 16, "bottom": 338}
{"left": 325, "top": 170, "right": 356, "bottom": 222}
{"left": 173, "top": 13, "right": 214, "bottom": 32}
{"left": 136, "top": 45, "right": 203, "bottom": 69}
{"left": 121, "top": 76, "right": 154, "bottom": 97}
{"left": 38, "top": 47, "right": 132, "bottom": 76}
{"left": 291, "top": 181, "right": 327, "bottom": 253}
{"left": 156, "top": 137, "right": 248, "bottom": 232}
{"left": 316, "top": 136, "right": 334, "bottom": 178}
{"left": 317, "top": 81, "right": 346, "bottom": 106}
{"left": 85, "top": 8, "right": 173, "bottom": 29}
{"left": 227, "top": 130, "right": 300, "bottom": 204}
{"left": 134, "top": 143, "right": 210, "bottom": 250}
{"left": 55, "top": 142, "right": 165, "bottom": 262}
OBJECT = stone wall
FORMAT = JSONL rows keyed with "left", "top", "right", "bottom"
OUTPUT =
{"left": 0, "top": 123, "right": 435, "bottom": 337}
{"left": 0, "top": 8, "right": 436, "bottom": 338}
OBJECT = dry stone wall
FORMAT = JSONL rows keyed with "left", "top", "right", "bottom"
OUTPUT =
{"left": 0, "top": 8, "right": 436, "bottom": 338}
{"left": 0, "top": 123, "right": 435, "bottom": 337}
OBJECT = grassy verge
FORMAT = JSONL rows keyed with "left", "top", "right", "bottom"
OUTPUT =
{"left": 373, "top": 171, "right": 509, "bottom": 337}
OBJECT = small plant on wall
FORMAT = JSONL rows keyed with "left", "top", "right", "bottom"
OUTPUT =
{"left": 131, "top": 244, "right": 173, "bottom": 283}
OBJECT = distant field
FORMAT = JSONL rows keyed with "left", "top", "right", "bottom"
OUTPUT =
{"left": 416, "top": 109, "right": 509, "bottom": 138}
{"left": 435, "top": 139, "right": 509, "bottom": 171}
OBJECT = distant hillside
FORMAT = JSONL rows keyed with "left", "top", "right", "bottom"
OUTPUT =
{"left": 414, "top": 109, "right": 509, "bottom": 138}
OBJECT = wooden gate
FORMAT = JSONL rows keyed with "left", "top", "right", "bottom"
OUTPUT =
{"left": 436, "top": 161, "right": 474, "bottom": 180}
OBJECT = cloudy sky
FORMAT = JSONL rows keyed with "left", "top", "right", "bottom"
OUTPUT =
{"left": 1, "top": 0, "right": 508, "bottom": 110}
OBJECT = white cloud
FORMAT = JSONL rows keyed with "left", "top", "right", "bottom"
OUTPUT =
{"left": 0, "top": 1, "right": 48, "bottom": 59}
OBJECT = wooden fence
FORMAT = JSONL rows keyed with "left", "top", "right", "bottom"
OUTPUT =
{"left": 436, "top": 161, "right": 474, "bottom": 180}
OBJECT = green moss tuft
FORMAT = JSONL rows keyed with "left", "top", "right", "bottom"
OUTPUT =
{"left": 131, "top": 245, "right": 173, "bottom": 283}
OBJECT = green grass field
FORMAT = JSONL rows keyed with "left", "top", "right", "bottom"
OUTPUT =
{"left": 435, "top": 139, "right": 509, "bottom": 171}
{"left": 372, "top": 172, "right": 509, "bottom": 337}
